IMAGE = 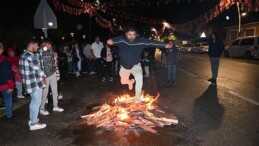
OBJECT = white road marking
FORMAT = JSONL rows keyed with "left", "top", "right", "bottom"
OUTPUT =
{"left": 173, "top": 62, "right": 258, "bottom": 107}
{"left": 228, "top": 91, "right": 259, "bottom": 106}
{"left": 178, "top": 68, "right": 197, "bottom": 78}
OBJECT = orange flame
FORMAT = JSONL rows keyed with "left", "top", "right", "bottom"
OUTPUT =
{"left": 117, "top": 108, "right": 129, "bottom": 120}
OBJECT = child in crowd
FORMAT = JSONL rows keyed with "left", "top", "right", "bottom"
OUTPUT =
{"left": 7, "top": 48, "right": 24, "bottom": 98}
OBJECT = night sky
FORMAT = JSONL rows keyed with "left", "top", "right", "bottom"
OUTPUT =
{"left": 0, "top": 0, "right": 259, "bottom": 46}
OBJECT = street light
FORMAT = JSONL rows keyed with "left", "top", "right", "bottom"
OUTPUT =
{"left": 226, "top": 16, "right": 230, "bottom": 20}
{"left": 70, "top": 33, "right": 74, "bottom": 40}
{"left": 241, "top": 12, "right": 247, "bottom": 16}
{"left": 236, "top": 2, "right": 247, "bottom": 37}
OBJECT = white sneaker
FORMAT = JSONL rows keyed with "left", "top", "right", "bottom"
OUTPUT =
{"left": 135, "top": 98, "right": 145, "bottom": 104}
{"left": 128, "top": 79, "right": 135, "bottom": 90}
{"left": 40, "top": 109, "right": 49, "bottom": 115}
{"left": 29, "top": 123, "right": 47, "bottom": 131}
{"left": 144, "top": 75, "right": 149, "bottom": 78}
{"left": 101, "top": 77, "right": 106, "bottom": 83}
{"left": 17, "top": 95, "right": 25, "bottom": 99}
{"left": 28, "top": 118, "right": 39, "bottom": 126}
{"left": 53, "top": 107, "right": 64, "bottom": 112}
{"left": 58, "top": 95, "right": 63, "bottom": 100}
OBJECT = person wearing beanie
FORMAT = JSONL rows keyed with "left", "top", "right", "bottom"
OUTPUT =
{"left": 7, "top": 48, "right": 24, "bottom": 99}
{"left": 0, "top": 42, "right": 14, "bottom": 121}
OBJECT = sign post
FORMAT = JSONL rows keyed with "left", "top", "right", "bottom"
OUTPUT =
{"left": 34, "top": 0, "right": 57, "bottom": 38}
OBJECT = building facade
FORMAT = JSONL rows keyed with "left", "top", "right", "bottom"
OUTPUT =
{"left": 225, "top": 22, "right": 259, "bottom": 45}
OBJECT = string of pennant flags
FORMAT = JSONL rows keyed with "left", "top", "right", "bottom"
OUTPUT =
{"left": 51, "top": 0, "right": 259, "bottom": 35}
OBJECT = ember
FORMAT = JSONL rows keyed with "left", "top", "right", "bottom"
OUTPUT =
{"left": 81, "top": 93, "right": 178, "bottom": 134}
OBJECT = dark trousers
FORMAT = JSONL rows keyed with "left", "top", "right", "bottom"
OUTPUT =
{"left": 81, "top": 59, "right": 88, "bottom": 72}
{"left": 167, "top": 64, "right": 176, "bottom": 82}
{"left": 102, "top": 61, "right": 113, "bottom": 78}
{"left": 95, "top": 58, "right": 103, "bottom": 78}
{"left": 210, "top": 57, "right": 220, "bottom": 80}
{"left": 86, "top": 58, "right": 95, "bottom": 72}
{"left": 113, "top": 59, "right": 120, "bottom": 76}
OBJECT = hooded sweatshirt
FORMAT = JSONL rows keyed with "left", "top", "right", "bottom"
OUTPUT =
{"left": 7, "top": 48, "right": 22, "bottom": 82}
{"left": 111, "top": 36, "right": 166, "bottom": 69}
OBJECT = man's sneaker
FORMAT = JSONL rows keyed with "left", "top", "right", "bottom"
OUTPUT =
{"left": 166, "top": 81, "right": 173, "bottom": 87}
{"left": 135, "top": 98, "right": 145, "bottom": 104}
{"left": 29, "top": 123, "right": 47, "bottom": 131}
{"left": 101, "top": 77, "right": 106, "bottom": 83}
{"left": 109, "top": 77, "right": 114, "bottom": 82}
{"left": 40, "top": 109, "right": 49, "bottom": 116}
{"left": 28, "top": 118, "right": 39, "bottom": 126}
{"left": 211, "top": 79, "right": 217, "bottom": 85}
{"left": 58, "top": 94, "right": 63, "bottom": 100}
{"left": 17, "top": 95, "right": 25, "bottom": 99}
{"left": 53, "top": 107, "right": 64, "bottom": 112}
{"left": 207, "top": 78, "right": 213, "bottom": 82}
{"left": 128, "top": 79, "right": 135, "bottom": 90}
{"left": 0, "top": 105, "right": 5, "bottom": 110}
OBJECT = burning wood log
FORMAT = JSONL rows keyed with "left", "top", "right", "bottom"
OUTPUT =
{"left": 81, "top": 93, "right": 178, "bottom": 134}
{"left": 143, "top": 111, "right": 178, "bottom": 125}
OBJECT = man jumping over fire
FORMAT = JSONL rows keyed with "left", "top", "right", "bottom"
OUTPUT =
{"left": 107, "top": 26, "right": 172, "bottom": 103}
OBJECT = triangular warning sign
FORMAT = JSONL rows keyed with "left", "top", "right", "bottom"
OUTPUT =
{"left": 34, "top": 0, "right": 57, "bottom": 29}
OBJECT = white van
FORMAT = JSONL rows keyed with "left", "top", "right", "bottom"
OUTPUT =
{"left": 224, "top": 36, "right": 259, "bottom": 58}
{"left": 191, "top": 43, "right": 209, "bottom": 53}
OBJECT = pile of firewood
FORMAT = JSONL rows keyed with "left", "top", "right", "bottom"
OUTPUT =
{"left": 81, "top": 93, "right": 178, "bottom": 134}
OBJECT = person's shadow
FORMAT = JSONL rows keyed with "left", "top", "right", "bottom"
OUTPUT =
{"left": 187, "top": 85, "right": 225, "bottom": 141}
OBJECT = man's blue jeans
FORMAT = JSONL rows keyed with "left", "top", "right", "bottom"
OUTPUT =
{"left": 210, "top": 57, "right": 220, "bottom": 80}
{"left": 167, "top": 64, "right": 176, "bottom": 82}
{"left": 29, "top": 88, "right": 42, "bottom": 124}
{"left": 0, "top": 90, "right": 13, "bottom": 118}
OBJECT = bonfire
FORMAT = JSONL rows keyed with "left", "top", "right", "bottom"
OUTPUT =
{"left": 81, "top": 93, "right": 178, "bottom": 134}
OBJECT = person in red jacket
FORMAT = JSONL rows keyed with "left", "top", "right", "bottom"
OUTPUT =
{"left": 0, "top": 42, "right": 14, "bottom": 121}
{"left": 7, "top": 48, "right": 24, "bottom": 98}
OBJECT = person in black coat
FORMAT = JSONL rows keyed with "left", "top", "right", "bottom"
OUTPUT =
{"left": 208, "top": 32, "right": 225, "bottom": 85}
{"left": 100, "top": 44, "right": 115, "bottom": 82}
{"left": 71, "top": 43, "right": 86, "bottom": 77}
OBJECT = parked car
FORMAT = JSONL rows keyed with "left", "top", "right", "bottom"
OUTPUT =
{"left": 191, "top": 43, "right": 209, "bottom": 53}
{"left": 180, "top": 44, "right": 193, "bottom": 52}
{"left": 224, "top": 36, "right": 259, "bottom": 59}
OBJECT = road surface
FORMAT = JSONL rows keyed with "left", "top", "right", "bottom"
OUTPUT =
{"left": 0, "top": 53, "right": 258, "bottom": 146}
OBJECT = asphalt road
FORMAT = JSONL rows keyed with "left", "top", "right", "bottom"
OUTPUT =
{"left": 0, "top": 53, "right": 258, "bottom": 146}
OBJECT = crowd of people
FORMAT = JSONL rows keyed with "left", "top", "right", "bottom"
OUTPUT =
{"left": 0, "top": 26, "right": 224, "bottom": 131}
